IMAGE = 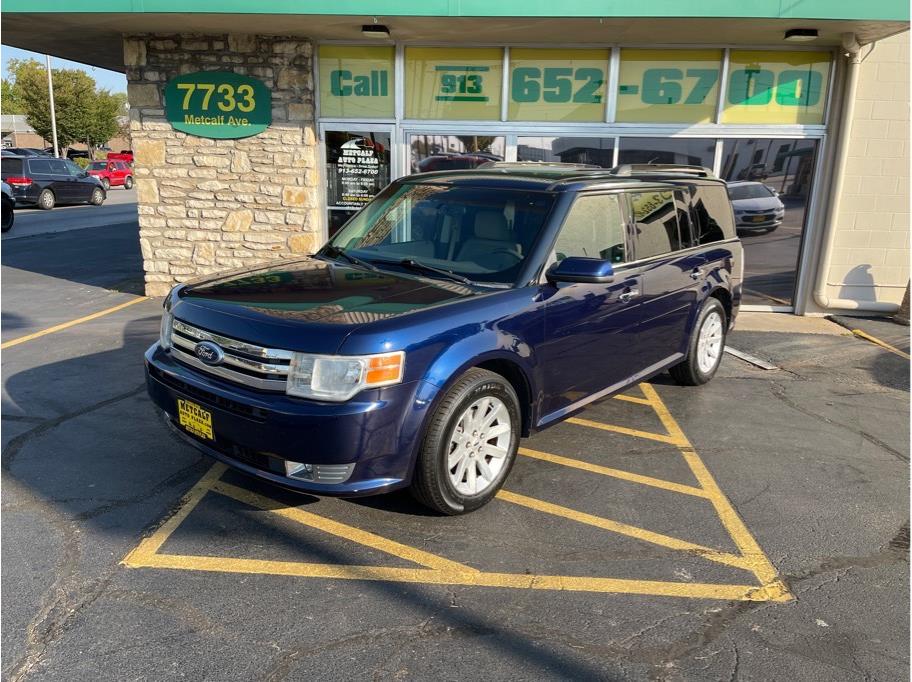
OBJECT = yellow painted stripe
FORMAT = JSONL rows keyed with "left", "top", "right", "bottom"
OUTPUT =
{"left": 566, "top": 416, "right": 684, "bottom": 446}
{"left": 122, "top": 462, "right": 227, "bottom": 566}
{"left": 497, "top": 489, "right": 755, "bottom": 573}
{"left": 639, "top": 384, "right": 788, "bottom": 591}
{"left": 1, "top": 296, "right": 149, "bottom": 349}
{"left": 613, "top": 393, "right": 653, "bottom": 405}
{"left": 131, "top": 552, "right": 790, "bottom": 601}
{"left": 518, "top": 447, "right": 707, "bottom": 498}
{"left": 211, "top": 480, "right": 478, "bottom": 574}
{"left": 851, "top": 329, "right": 911, "bottom": 360}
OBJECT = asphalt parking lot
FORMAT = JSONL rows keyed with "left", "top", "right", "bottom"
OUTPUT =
{"left": 2, "top": 224, "right": 909, "bottom": 680}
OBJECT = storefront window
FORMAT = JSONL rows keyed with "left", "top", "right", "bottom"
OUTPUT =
{"left": 318, "top": 46, "right": 395, "bottom": 118}
{"left": 410, "top": 135, "right": 504, "bottom": 173}
{"left": 325, "top": 130, "right": 392, "bottom": 237}
{"left": 720, "top": 138, "right": 819, "bottom": 305}
{"left": 517, "top": 137, "right": 615, "bottom": 167}
{"left": 617, "top": 137, "right": 715, "bottom": 167}
{"left": 721, "top": 51, "right": 831, "bottom": 125}
{"left": 616, "top": 49, "right": 723, "bottom": 124}
{"left": 508, "top": 49, "right": 608, "bottom": 122}
{"left": 405, "top": 48, "right": 504, "bottom": 120}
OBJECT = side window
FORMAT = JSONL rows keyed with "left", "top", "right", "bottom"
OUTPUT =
{"left": 49, "top": 159, "right": 70, "bottom": 176}
{"left": 630, "top": 191, "right": 680, "bottom": 259}
{"left": 28, "top": 159, "right": 52, "bottom": 175}
{"left": 554, "top": 194, "right": 627, "bottom": 264}
{"left": 690, "top": 185, "right": 733, "bottom": 244}
{"left": 675, "top": 190, "right": 697, "bottom": 248}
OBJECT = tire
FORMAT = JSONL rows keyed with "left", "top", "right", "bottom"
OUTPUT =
{"left": 90, "top": 187, "right": 105, "bottom": 206}
{"left": 101, "top": 178, "right": 111, "bottom": 191}
{"left": 669, "top": 297, "right": 727, "bottom": 386}
{"left": 1, "top": 197, "right": 13, "bottom": 232}
{"left": 123, "top": 176, "right": 134, "bottom": 189}
{"left": 410, "top": 368, "right": 521, "bottom": 515}
{"left": 37, "top": 189, "right": 55, "bottom": 210}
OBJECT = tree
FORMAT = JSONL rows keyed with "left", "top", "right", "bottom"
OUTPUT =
{"left": 85, "top": 90, "right": 122, "bottom": 149}
{"left": 1, "top": 80, "right": 24, "bottom": 114}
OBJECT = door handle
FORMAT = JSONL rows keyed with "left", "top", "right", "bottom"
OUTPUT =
{"left": 690, "top": 267, "right": 704, "bottom": 280}
{"left": 619, "top": 289, "right": 639, "bottom": 303}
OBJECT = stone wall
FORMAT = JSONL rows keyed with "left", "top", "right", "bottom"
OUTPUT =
{"left": 124, "top": 34, "right": 321, "bottom": 296}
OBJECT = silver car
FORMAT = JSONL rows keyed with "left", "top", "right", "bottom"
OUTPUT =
{"left": 727, "top": 181, "right": 785, "bottom": 233}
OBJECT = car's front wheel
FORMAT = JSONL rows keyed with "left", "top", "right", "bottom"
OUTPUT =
{"left": 410, "top": 368, "right": 520, "bottom": 515}
{"left": 669, "top": 297, "right": 727, "bottom": 386}
{"left": 90, "top": 187, "right": 105, "bottom": 206}
{"left": 101, "top": 177, "right": 111, "bottom": 191}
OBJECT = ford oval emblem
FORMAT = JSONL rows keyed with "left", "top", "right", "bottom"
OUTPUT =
{"left": 194, "top": 341, "right": 224, "bottom": 366}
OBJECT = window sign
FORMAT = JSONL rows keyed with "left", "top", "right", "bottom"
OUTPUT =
{"left": 722, "top": 51, "right": 831, "bottom": 125}
{"left": 405, "top": 47, "right": 503, "bottom": 120}
{"left": 508, "top": 49, "right": 608, "bottom": 122}
{"left": 325, "top": 132, "right": 391, "bottom": 209}
{"left": 319, "top": 46, "right": 395, "bottom": 118}
{"left": 164, "top": 71, "right": 271, "bottom": 139}
{"left": 616, "top": 50, "right": 723, "bottom": 124}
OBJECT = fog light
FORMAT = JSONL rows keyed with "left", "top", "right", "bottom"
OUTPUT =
{"left": 284, "top": 461, "right": 355, "bottom": 483}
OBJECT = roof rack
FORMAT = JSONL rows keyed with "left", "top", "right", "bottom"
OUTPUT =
{"left": 609, "top": 164, "right": 717, "bottom": 179}
{"left": 478, "top": 161, "right": 604, "bottom": 170}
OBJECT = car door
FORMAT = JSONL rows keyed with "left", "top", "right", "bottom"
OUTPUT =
{"left": 629, "top": 188, "right": 707, "bottom": 369}
{"left": 48, "top": 158, "right": 79, "bottom": 202}
{"left": 536, "top": 192, "right": 643, "bottom": 422}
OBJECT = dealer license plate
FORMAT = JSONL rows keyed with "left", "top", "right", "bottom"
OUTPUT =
{"left": 177, "top": 399, "right": 214, "bottom": 441}
{"left": 751, "top": 215, "right": 768, "bottom": 223}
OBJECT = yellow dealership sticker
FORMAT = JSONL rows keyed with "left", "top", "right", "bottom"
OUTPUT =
{"left": 177, "top": 399, "right": 214, "bottom": 441}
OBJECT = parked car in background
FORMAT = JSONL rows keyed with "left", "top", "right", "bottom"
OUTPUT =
{"left": 87, "top": 159, "right": 134, "bottom": 190}
{"left": 1, "top": 181, "right": 14, "bottom": 232}
{"left": 146, "top": 163, "right": 741, "bottom": 514}
{"left": 108, "top": 150, "right": 134, "bottom": 165}
{"left": 5, "top": 147, "right": 50, "bottom": 157}
{"left": 727, "top": 181, "right": 785, "bottom": 233}
{"left": 66, "top": 149, "right": 91, "bottom": 161}
{"left": 0, "top": 155, "right": 106, "bottom": 209}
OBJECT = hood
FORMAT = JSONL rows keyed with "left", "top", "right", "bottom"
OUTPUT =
{"left": 730, "top": 196, "right": 783, "bottom": 211}
{"left": 171, "top": 257, "right": 478, "bottom": 353}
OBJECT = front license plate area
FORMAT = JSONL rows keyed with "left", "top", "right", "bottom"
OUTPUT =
{"left": 752, "top": 215, "right": 768, "bottom": 223}
{"left": 177, "top": 398, "right": 214, "bottom": 441}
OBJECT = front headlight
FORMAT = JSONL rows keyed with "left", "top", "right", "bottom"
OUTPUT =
{"left": 286, "top": 350, "right": 405, "bottom": 401}
{"left": 160, "top": 309, "right": 173, "bottom": 350}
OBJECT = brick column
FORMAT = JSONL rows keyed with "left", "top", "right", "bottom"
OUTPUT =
{"left": 124, "top": 34, "right": 322, "bottom": 296}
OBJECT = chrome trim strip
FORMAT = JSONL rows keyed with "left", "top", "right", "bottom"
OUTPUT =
{"left": 172, "top": 319, "right": 294, "bottom": 361}
{"left": 171, "top": 334, "right": 290, "bottom": 376}
{"left": 170, "top": 346, "right": 288, "bottom": 391}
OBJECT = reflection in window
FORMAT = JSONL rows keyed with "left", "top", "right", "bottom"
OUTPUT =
{"left": 410, "top": 135, "right": 504, "bottom": 174}
{"left": 630, "top": 191, "right": 680, "bottom": 259}
{"left": 555, "top": 194, "right": 626, "bottom": 263}
{"left": 618, "top": 137, "right": 715, "bottom": 168}
{"left": 517, "top": 137, "right": 615, "bottom": 168}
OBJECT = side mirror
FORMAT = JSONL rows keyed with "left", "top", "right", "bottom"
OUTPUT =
{"left": 546, "top": 257, "right": 615, "bottom": 284}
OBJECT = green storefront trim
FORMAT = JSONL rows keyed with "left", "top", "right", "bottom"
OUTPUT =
{"left": 2, "top": 0, "right": 909, "bottom": 21}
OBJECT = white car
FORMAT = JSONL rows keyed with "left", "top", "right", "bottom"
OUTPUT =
{"left": 727, "top": 181, "right": 785, "bottom": 233}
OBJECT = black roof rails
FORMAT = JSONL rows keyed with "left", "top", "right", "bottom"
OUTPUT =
{"left": 609, "top": 164, "right": 717, "bottom": 179}
{"left": 479, "top": 161, "right": 604, "bottom": 170}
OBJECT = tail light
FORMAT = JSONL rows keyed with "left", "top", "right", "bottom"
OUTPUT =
{"left": 6, "top": 176, "right": 32, "bottom": 187}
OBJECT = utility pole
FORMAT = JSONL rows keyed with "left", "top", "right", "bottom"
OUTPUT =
{"left": 45, "top": 54, "right": 59, "bottom": 158}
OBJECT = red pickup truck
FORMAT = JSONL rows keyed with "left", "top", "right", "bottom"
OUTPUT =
{"left": 107, "top": 150, "right": 134, "bottom": 165}
{"left": 87, "top": 159, "right": 134, "bottom": 190}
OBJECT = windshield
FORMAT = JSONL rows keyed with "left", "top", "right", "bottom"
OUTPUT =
{"left": 88, "top": 162, "right": 107, "bottom": 170}
{"left": 727, "top": 183, "right": 775, "bottom": 201}
{"left": 325, "top": 183, "right": 556, "bottom": 284}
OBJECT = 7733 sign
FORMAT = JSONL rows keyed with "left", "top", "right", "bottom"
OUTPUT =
{"left": 164, "top": 72, "right": 272, "bottom": 139}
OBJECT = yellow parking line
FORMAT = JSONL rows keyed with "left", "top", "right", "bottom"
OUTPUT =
{"left": 851, "top": 329, "right": 910, "bottom": 360}
{"left": 211, "top": 479, "right": 479, "bottom": 574}
{"left": 133, "top": 552, "right": 789, "bottom": 601}
{"left": 566, "top": 416, "right": 685, "bottom": 445}
{"left": 1, "top": 296, "right": 149, "bottom": 349}
{"left": 613, "top": 394, "right": 653, "bottom": 405}
{"left": 518, "top": 447, "right": 707, "bottom": 498}
{"left": 497, "top": 489, "right": 756, "bottom": 573}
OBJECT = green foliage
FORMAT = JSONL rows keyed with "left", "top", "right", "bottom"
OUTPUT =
{"left": 72, "top": 157, "right": 92, "bottom": 169}
{"left": 4, "top": 59, "right": 124, "bottom": 152}
{"left": 1, "top": 79, "right": 24, "bottom": 114}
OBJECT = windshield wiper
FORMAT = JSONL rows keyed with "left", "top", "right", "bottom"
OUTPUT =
{"left": 375, "top": 258, "right": 474, "bottom": 286}
{"left": 320, "top": 244, "right": 379, "bottom": 272}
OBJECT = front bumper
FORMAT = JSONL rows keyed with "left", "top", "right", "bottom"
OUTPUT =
{"left": 735, "top": 215, "right": 783, "bottom": 229}
{"left": 145, "top": 344, "right": 435, "bottom": 496}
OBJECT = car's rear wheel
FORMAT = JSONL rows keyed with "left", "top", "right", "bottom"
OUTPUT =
{"left": 123, "top": 176, "right": 134, "bottom": 189}
{"left": 101, "top": 177, "right": 111, "bottom": 191}
{"left": 1, "top": 197, "right": 13, "bottom": 232}
{"left": 90, "top": 187, "right": 105, "bottom": 206}
{"left": 410, "top": 368, "right": 520, "bottom": 515}
{"left": 669, "top": 297, "right": 727, "bottom": 386}
{"left": 37, "top": 189, "right": 55, "bottom": 210}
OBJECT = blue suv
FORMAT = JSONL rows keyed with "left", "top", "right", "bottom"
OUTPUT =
{"left": 145, "top": 163, "right": 742, "bottom": 514}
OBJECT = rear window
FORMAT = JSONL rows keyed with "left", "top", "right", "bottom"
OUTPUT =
{"left": 1, "top": 158, "right": 23, "bottom": 177}
{"left": 630, "top": 190, "right": 681, "bottom": 260}
{"left": 690, "top": 184, "right": 736, "bottom": 243}
{"left": 727, "top": 183, "right": 774, "bottom": 200}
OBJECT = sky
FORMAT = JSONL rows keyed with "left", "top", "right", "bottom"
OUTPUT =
{"left": 1, "top": 45, "right": 127, "bottom": 93}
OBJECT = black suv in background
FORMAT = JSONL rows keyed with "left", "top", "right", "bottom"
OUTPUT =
{"left": 0, "top": 155, "right": 106, "bottom": 209}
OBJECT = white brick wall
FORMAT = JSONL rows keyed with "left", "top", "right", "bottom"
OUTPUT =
{"left": 826, "top": 32, "right": 910, "bottom": 306}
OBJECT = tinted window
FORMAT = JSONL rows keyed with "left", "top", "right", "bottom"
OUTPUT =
{"left": 64, "top": 160, "right": 83, "bottom": 176}
{"left": 675, "top": 190, "right": 697, "bottom": 248}
{"left": 517, "top": 137, "right": 615, "bottom": 168}
{"left": 618, "top": 137, "right": 715, "bottom": 168}
{"left": 1, "top": 158, "right": 23, "bottom": 177}
{"left": 690, "top": 184, "right": 734, "bottom": 243}
{"left": 630, "top": 191, "right": 680, "bottom": 259}
{"left": 554, "top": 194, "right": 627, "bottom": 263}
{"left": 49, "top": 159, "right": 70, "bottom": 175}
{"left": 28, "top": 159, "right": 53, "bottom": 175}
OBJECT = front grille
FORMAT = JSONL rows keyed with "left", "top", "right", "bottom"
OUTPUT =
{"left": 170, "top": 319, "right": 292, "bottom": 392}
{"left": 149, "top": 363, "right": 267, "bottom": 421}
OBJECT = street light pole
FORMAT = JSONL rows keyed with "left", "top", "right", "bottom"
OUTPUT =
{"left": 45, "top": 54, "right": 59, "bottom": 158}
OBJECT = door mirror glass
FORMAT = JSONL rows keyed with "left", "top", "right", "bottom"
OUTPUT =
{"left": 546, "top": 257, "right": 614, "bottom": 284}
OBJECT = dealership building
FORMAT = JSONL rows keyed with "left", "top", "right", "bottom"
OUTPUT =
{"left": 3, "top": 2, "right": 909, "bottom": 314}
